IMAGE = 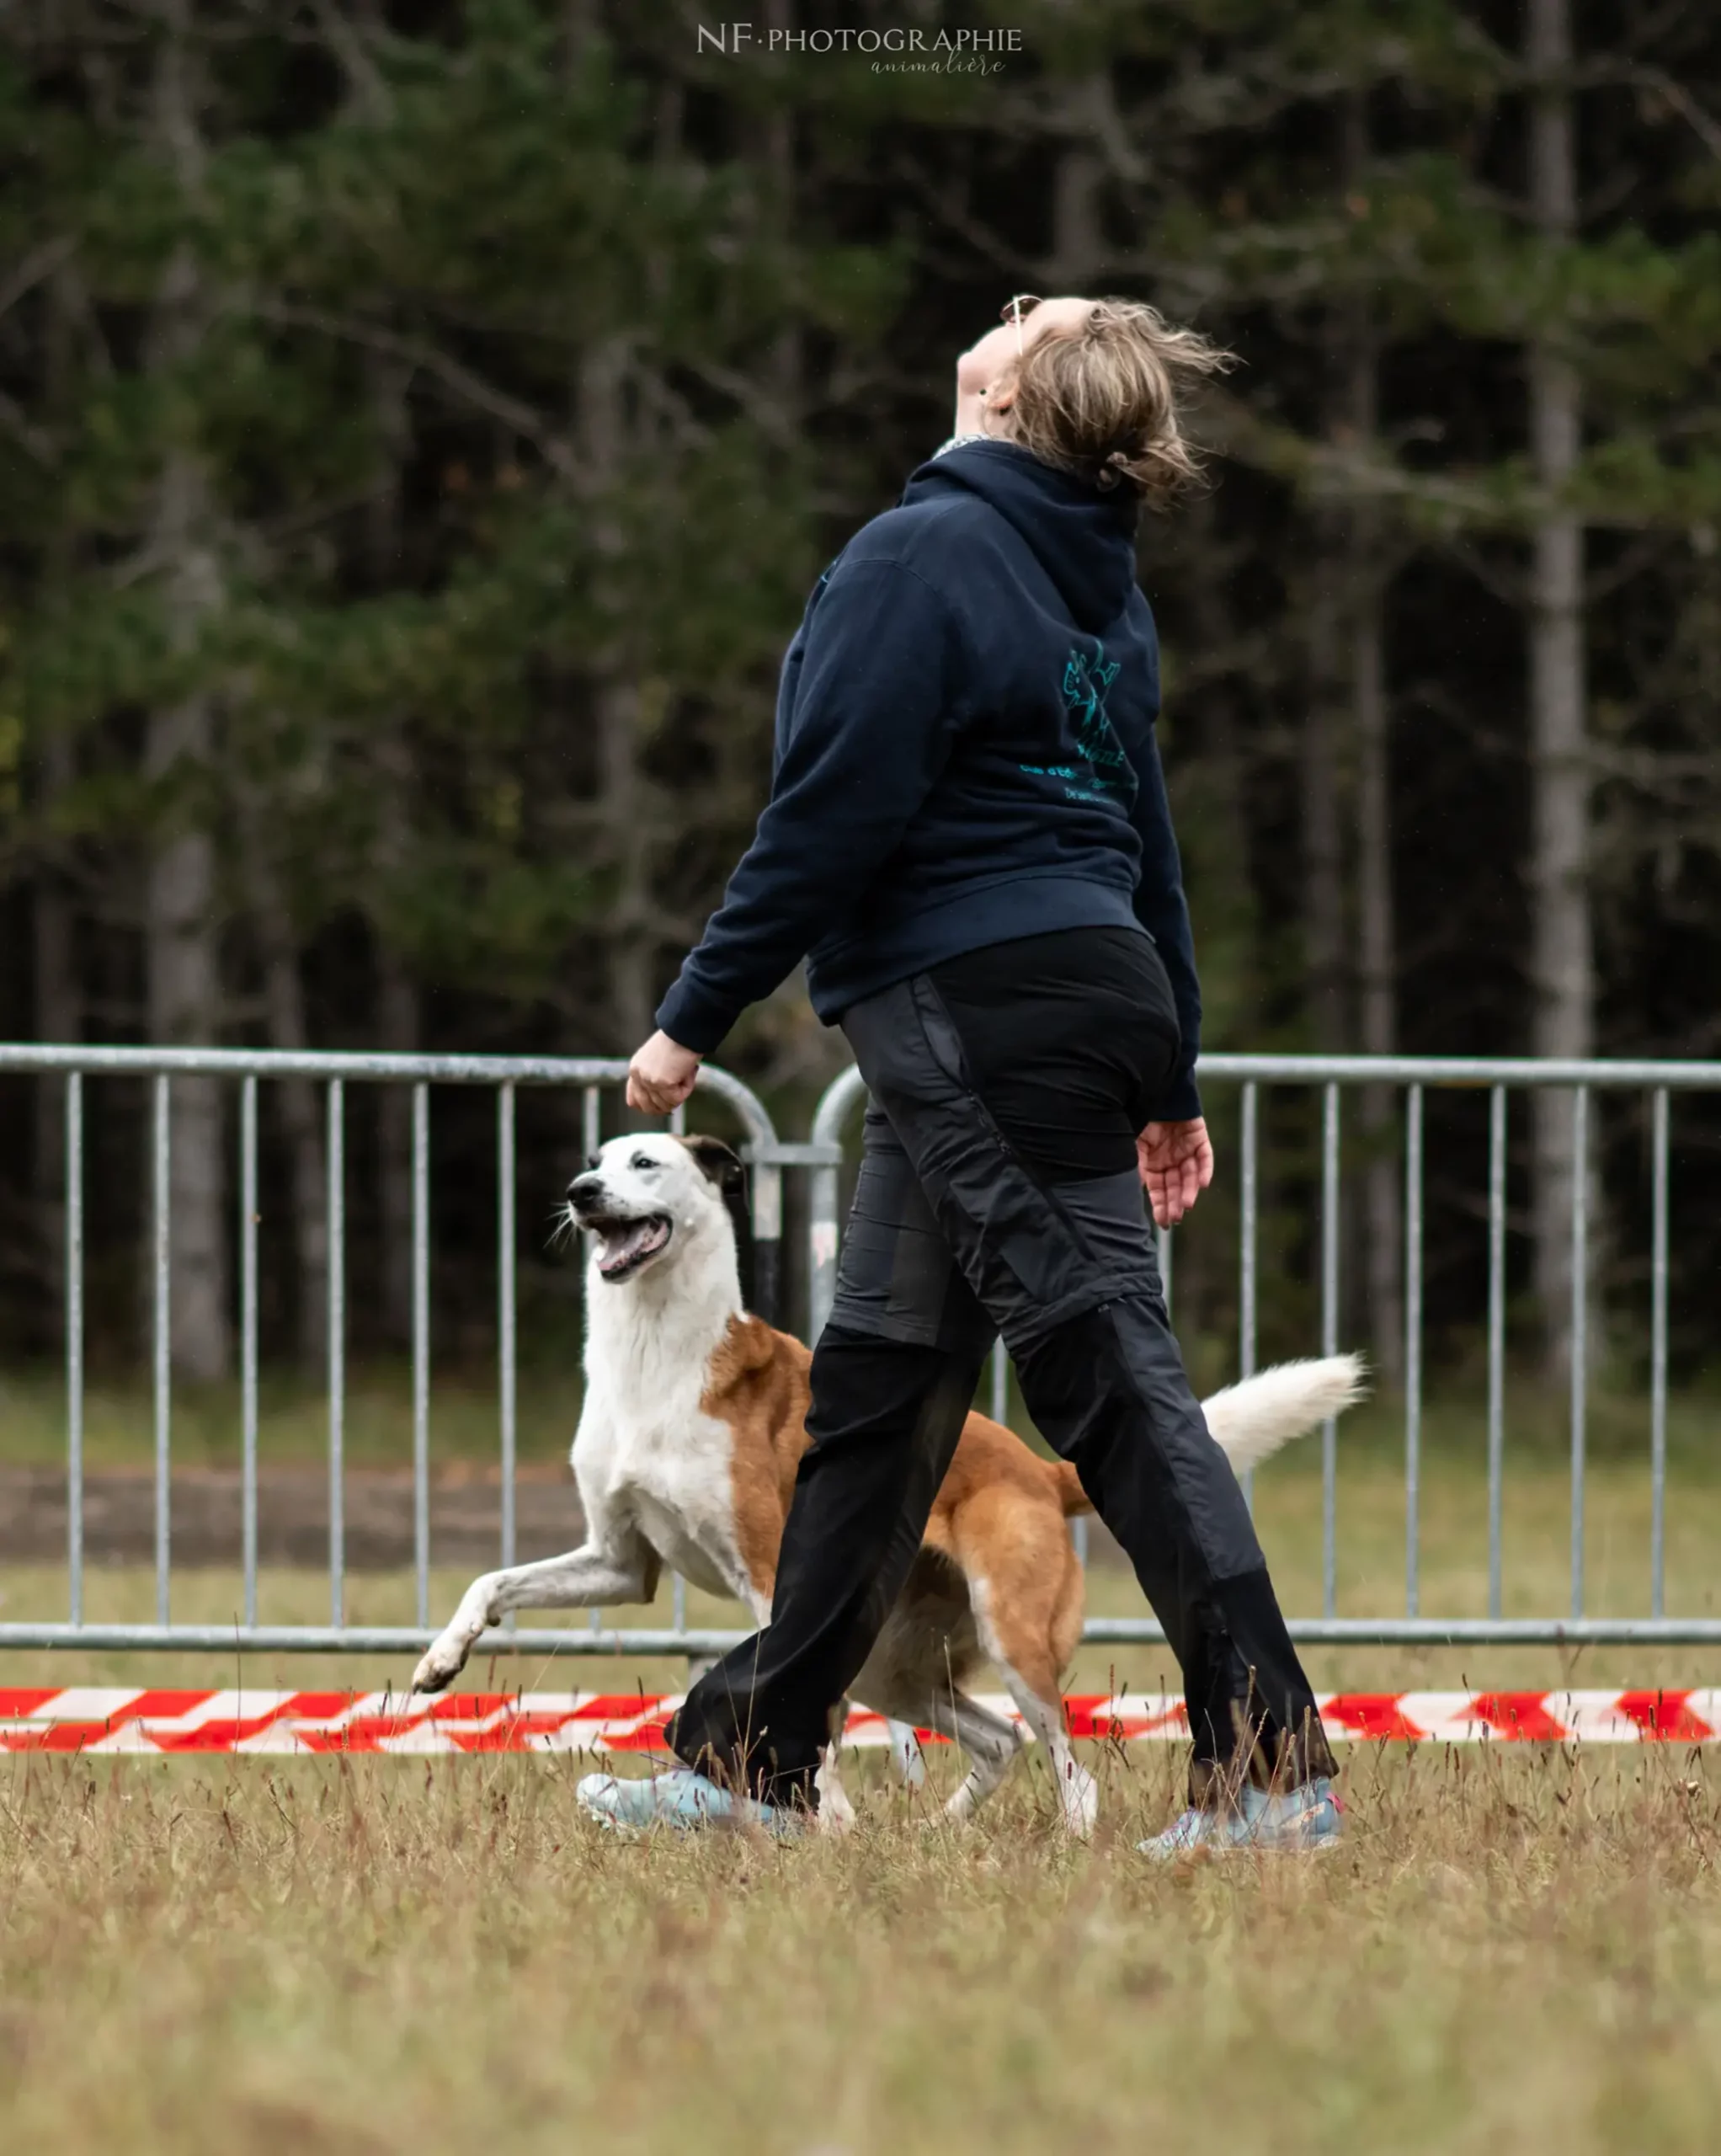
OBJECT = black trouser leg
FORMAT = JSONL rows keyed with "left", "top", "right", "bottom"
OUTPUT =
{"left": 667, "top": 1107, "right": 994, "bottom": 1806}
{"left": 666, "top": 1327, "right": 985, "bottom": 1805}
{"left": 1008, "top": 1294, "right": 1330, "bottom": 1795}
{"left": 837, "top": 974, "right": 1333, "bottom": 1801}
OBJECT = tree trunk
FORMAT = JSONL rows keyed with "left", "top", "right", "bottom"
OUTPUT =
{"left": 144, "top": 448, "right": 229, "bottom": 1386}
{"left": 1051, "top": 143, "right": 1105, "bottom": 285}
{"left": 32, "top": 729, "right": 77, "bottom": 1324}
{"left": 595, "top": 677, "right": 654, "bottom": 1053}
{"left": 1184, "top": 571, "right": 1261, "bottom": 1355}
{"left": 762, "top": 0, "right": 802, "bottom": 414}
{"left": 372, "top": 730, "right": 419, "bottom": 1352}
{"left": 578, "top": 331, "right": 658, "bottom": 1055}
{"left": 1526, "top": 0, "right": 1594, "bottom": 1371}
{"left": 32, "top": 262, "right": 83, "bottom": 1331}
{"left": 239, "top": 809, "right": 327, "bottom": 1370}
{"left": 361, "top": 341, "right": 417, "bottom": 1351}
{"left": 1341, "top": 98, "right": 1402, "bottom": 1383}
{"left": 1301, "top": 535, "right": 1349, "bottom": 1056}
{"left": 144, "top": 660, "right": 230, "bottom": 1383}
{"left": 143, "top": 13, "right": 228, "bottom": 1384}
{"left": 376, "top": 950, "right": 419, "bottom": 1352}
{"left": 1352, "top": 534, "right": 1402, "bottom": 1382}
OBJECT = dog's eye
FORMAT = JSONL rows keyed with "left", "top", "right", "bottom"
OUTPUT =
{"left": 630, "top": 1152, "right": 655, "bottom": 1171}
{"left": 584, "top": 1154, "right": 599, "bottom": 1171}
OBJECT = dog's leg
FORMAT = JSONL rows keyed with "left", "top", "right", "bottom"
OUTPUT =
{"left": 815, "top": 1700, "right": 859, "bottom": 1836}
{"left": 412, "top": 1535, "right": 657, "bottom": 1694}
{"left": 993, "top": 1663, "right": 1096, "bottom": 1838}
{"left": 962, "top": 1539, "right": 1097, "bottom": 1836}
{"left": 890, "top": 1689, "right": 1020, "bottom": 1823}
{"left": 887, "top": 1720, "right": 927, "bottom": 1788}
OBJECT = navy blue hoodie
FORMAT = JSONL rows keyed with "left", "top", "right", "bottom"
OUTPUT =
{"left": 656, "top": 438, "right": 1204, "bottom": 1120}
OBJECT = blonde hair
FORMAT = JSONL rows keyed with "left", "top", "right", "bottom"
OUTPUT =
{"left": 1004, "top": 297, "right": 1234, "bottom": 509}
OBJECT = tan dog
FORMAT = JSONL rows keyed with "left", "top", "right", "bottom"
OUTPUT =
{"left": 413, "top": 1132, "right": 1364, "bottom": 1833}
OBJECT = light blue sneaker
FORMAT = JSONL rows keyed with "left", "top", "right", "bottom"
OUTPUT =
{"left": 1137, "top": 1776, "right": 1344, "bottom": 1860}
{"left": 576, "top": 1765, "right": 802, "bottom": 1837}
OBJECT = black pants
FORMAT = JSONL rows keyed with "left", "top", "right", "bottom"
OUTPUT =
{"left": 668, "top": 928, "right": 1333, "bottom": 1807}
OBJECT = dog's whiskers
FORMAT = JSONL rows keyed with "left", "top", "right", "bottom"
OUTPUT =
{"left": 546, "top": 1203, "right": 583, "bottom": 1254}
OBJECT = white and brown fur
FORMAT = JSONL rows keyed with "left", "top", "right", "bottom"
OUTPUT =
{"left": 413, "top": 1132, "right": 1365, "bottom": 1833}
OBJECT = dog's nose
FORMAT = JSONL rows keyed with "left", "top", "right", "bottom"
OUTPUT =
{"left": 566, "top": 1171, "right": 603, "bottom": 1209}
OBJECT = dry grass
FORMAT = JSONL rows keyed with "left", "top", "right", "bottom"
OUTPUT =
{"left": 6, "top": 1372, "right": 1721, "bottom": 2149}
{"left": 3, "top": 1742, "right": 1720, "bottom": 2154}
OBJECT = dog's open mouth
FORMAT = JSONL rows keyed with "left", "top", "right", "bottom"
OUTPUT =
{"left": 589, "top": 1213, "right": 673, "bottom": 1281}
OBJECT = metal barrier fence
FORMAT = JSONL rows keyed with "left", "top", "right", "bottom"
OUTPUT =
{"left": 1, "top": 1044, "right": 1718, "bottom": 1658}
{"left": 808, "top": 1054, "right": 1721, "bottom": 1647}
{"left": 0, "top": 1045, "right": 789, "bottom": 1660}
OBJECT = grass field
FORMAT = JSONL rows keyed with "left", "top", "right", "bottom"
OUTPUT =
{"left": 5, "top": 1368, "right": 1721, "bottom": 2150}
{"left": 3, "top": 1745, "right": 1719, "bottom": 2153}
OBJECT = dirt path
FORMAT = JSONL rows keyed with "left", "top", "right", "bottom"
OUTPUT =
{"left": 0, "top": 1465, "right": 587, "bottom": 1570}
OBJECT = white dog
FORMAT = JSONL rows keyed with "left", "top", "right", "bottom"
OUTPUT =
{"left": 413, "top": 1132, "right": 1364, "bottom": 1832}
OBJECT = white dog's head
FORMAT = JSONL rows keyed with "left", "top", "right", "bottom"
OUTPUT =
{"left": 563, "top": 1133, "right": 744, "bottom": 1285}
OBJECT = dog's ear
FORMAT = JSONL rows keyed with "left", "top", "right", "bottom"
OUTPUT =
{"left": 679, "top": 1134, "right": 744, "bottom": 1198}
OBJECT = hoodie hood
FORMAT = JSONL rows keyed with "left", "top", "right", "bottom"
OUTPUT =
{"left": 900, "top": 438, "right": 1142, "bottom": 634}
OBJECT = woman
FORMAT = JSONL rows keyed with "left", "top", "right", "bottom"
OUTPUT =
{"left": 589, "top": 295, "right": 1340, "bottom": 1854}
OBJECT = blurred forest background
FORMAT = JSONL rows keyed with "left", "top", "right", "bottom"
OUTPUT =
{"left": 1, "top": 0, "right": 1718, "bottom": 1403}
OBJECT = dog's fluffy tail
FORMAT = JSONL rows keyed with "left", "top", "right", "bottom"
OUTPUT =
{"left": 1049, "top": 1353, "right": 1367, "bottom": 1515}
{"left": 1200, "top": 1353, "right": 1369, "bottom": 1477}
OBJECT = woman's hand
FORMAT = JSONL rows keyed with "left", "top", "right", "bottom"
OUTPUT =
{"left": 626, "top": 1031, "right": 703, "bottom": 1115}
{"left": 1137, "top": 1117, "right": 1214, "bottom": 1229}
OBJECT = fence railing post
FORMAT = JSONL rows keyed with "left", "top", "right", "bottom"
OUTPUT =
{"left": 152, "top": 1074, "right": 171, "bottom": 1629}
{"left": 328, "top": 1081, "right": 346, "bottom": 1628}
{"left": 1487, "top": 1086, "right": 1507, "bottom": 1622}
{"left": 65, "top": 1071, "right": 83, "bottom": 1629}
{"left": 1239, "top": 1079, "right": 1258, "bottom": 1514}
{"left": 751, "top": 1160, "right": 782, "bottom": 1327}
{"left": 413, "top": 1081, "right": 431, "bottom": 1630}
{"left": 807, "top": 1064, "right": 869, "bottom": 1342}
{"left": 1570, "top": 1085, "right": 1590, "bottom": 1621}
{"left": 1404, "top": 1084, "right": 1423, "bottom": 1620}
{"left": 1650, "top": 1086, "right": 1670, "bottom": 1620}
{"left": 241, "top": 1075, "right": 258, "bottom": 1629}
{"left": 498, "top": 1082, "right": 518, "bottom": 1598}
{"left": 1321, "top": 1082, "right": 1340, "bottom": 1621}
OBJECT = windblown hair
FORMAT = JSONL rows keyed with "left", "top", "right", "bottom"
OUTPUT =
{"left": 1005, "top": 297, "right": 1234, "bottom": 509}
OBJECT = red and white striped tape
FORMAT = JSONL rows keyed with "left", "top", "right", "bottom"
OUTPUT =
{"left": 2, "top": 1687, "right": 1717, "bottom": 1756}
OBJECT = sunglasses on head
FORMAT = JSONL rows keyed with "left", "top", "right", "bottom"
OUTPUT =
{"left": 1002, "top": 293, "right": 1043, "bottom": 355}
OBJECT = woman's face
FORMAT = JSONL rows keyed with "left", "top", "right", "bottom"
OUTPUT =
{"left": 952, "top": 296, "right": 1092, "bottom": 436}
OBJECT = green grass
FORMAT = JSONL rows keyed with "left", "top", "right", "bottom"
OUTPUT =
{"left": 2, "top": 1358, "right": 1713, "bottom": 1475}
{"left": 3, "top": 1747, "right": 1720, "bottom": 2153}
{"left": 0, "top": 1365, "right": 583, "bottom": 1471}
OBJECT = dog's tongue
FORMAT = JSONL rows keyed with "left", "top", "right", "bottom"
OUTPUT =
{"left": 596, "top": 1218, "right": 668, "bottom": 1277}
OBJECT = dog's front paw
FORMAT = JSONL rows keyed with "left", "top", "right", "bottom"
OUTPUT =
{"left": 410, "top": 1642, "right": 460, "bottom": 1694}
{"left": 411, "top": 1597, "right": 493, "bottom": 1694}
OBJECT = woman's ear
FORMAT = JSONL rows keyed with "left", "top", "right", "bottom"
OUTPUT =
{"left": 979, "top": 375, "right": 1018, "bottom": 431}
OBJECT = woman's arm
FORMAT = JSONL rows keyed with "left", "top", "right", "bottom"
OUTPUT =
{"left": 653, "top": 556, "right": 963, "bottom": 1057}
